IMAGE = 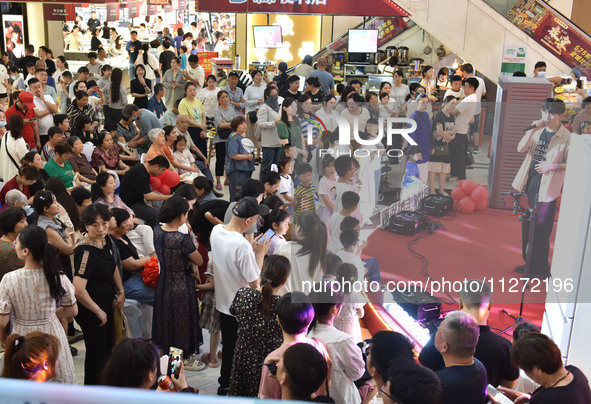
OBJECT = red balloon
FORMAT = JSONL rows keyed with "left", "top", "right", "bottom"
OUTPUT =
{"left": 461, "top": 180, "right": 479, "bottom": 195}
{"left": 471, "top": 186, "right": 489, "bottom": 203}
{"left": 159, "top": 184, "right": 171, "bottom": 195}
{"left": 149, "top": 176, "right": 162, "bottom": 190}
{"left": 458, "top": 195, "right": 475, "bottom": 213}
{"left": 451, "top": 187, "right": 466, "bottom": 200}
{"left": 163, "top": 170, "right": 180, "bottom": 187}
{"left": 457, "top": 180, "right": 466, "bottom": 189}
{"left": 157, "top": 170, "right": 168, "bottom": 180}
{"left": 475, "top": 200, "right": 488, "bottom": 211}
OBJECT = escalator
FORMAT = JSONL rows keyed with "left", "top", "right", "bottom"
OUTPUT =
{"left": 390, "top": 0, "right": 589, "bottom": 83}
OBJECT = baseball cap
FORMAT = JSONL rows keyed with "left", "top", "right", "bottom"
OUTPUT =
{"left": 232, "top": 196, "right": 270, "bottom": 218}
{"left": 228, "top": 71, "right": 240, "bottom": 78}
{"left": 18, "top": 91, "right": 35, "bottom": 110}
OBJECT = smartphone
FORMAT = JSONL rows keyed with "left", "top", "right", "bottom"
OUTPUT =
{"left": 167, "top": 347, "right": 183, "bottom": 379}
{"left": 487, "top": 385, "right": 514, "bottom": 404}
{"left": 257, "top": 229, "right": 275, "bottom": 244}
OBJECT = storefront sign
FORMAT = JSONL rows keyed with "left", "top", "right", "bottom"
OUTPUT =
{"left": 197, "top": 52, "right": 219, "bottom": 76}
{"left": 147, "top": 4, "right": 157, "bottom": 15}
{"left": 196, "top": 0, "right": 409, "bottom": 17}
{"left": 316, "top": 17, "right": 410, "bottom": 61}
{"left": 43, "top": 4, "right": 67, "bottom": 21}
{"left": 509, "top": 0, "right": 591, "bottom": 77}
{"left": 149, "top": 0, "right": 170, "bottom": 4}
{"left": 106, "top": 3, "right": 120, "bottom": 22}
{"left": 501, "top": 45, "right": 527, "bottom": 76}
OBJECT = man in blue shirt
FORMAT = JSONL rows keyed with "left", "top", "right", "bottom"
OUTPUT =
{"left": 223, "top": 71, "right": 246, "bottom": 115}
{"left": 307, "top": 57, "right": 335, "bottom": 95}
{"left": 147, "top": 83, "right": 167, "bottom": 119}
{"left": 126, "top": 30, "right": 142, "bottom": 80}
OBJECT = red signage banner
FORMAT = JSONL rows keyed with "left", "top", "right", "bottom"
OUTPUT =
{"left": 509, "top": 0, "right": 591, "bottom": 77}
{"left": 106, "top": 3, "right": 120, "bottom": 22}
{"left": 197, "top": 52, "right": 219, "bottom": 76}
{"left": 65, "top": 4, "right": 77, "bottom": 21}
{"left": 196, "top": 0, "right": 409, "bottom": 17}
{"left": 128, "top": 1, "right": 140, "bottom": 18}
{"left": 43, "top": 4, "right": 67, "bottom": 21}
{"left": 149, "top": 0, "right": 170, "bottom": 4}
{"left": 147, "top": 4, "right": 157, "bottom": 15}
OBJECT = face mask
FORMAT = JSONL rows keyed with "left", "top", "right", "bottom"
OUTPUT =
{"left": 11, "top": 75, "right": 18, "bottom": 80}
{"left": 538, "top": 71, "right": 547, "bottom": 79}
{"left": 132, "top": 116, "right": 139, "bottom": 121}
{"left": 0, "top": 121, "right": 6, "bottom": 127}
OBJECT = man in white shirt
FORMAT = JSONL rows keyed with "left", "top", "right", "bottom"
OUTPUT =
{"left": 35, "top": 69, "right": 57, "bottom": 103}
{"left": 460, "top": 63, "right": 486, "bottom": 153}
{"left": 184, "top": 54, "right": 205, "bottom": 98}
{"left": 0, "top": 62, "right": 8, "bottom": 102}
{"left": 86, "top": 52, "right": 102, "bottom": 81}
{"left": 450, "top": 77, "right": 478, "bottom": 181}
{"left": 30, "top": 78, "right": 57, "bottom": 145}
{"left": 210, "top": 197, "right": 271, "bottom": 396}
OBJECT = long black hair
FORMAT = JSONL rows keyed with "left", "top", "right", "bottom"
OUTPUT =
{"left": 91, "top": 172, "right": 115, "bottom": 202}
{"left": 258, "top": 255, "right": 291, "bottom": 316}
{"left": 17, "top": 226, "right": 66, "bottom": 301}
{"left": 44, "top": 178, "right": 80, "bottom": 231}
{"left": 110, "top": 68, "right": 123, "bottom": 104}
{"left": 294, "top": 212, "right": 327, "bottom": 277}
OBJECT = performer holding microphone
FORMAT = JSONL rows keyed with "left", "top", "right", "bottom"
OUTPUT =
{"left": 512, "top": 98, "right": 570, "bottom": 279}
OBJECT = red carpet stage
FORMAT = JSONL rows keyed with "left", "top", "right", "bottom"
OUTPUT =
{"left": 364, "top": 207, "right": 555, "bottom": 335}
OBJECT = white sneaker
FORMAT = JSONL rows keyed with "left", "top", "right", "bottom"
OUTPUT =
{"left": 473, "top": 146, "right": 480, "bottom": 154}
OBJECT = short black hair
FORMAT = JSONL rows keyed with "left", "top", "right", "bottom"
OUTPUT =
{"left": 339, "top": 228, "right": 359, "bottom": 249}
{"left": 276, "top": 292, "right": 314, "bottom": 335}
{"left": 77, "top": 66, "right": 90, "bottom": 74}
{"left": 27, "top": 78, "right": 40, "bottom": 87}
{"left": 47, "top": 126, "right": 63, "bottom": 139}
{"left": 534, "top": 61, "right": 547, "bottom": 70}
{"left": 0, "top": 206, "right": 26, "bottom": 234}
{"left": 405, "top": 145, "right": 422, "bottom": 157}
{"left": 54, "top": 141, "right": 72, "bottom": 155}
{"left": 512, "top": 71, "right": 527, "bottom": 77}
{"left": 341, "top": 191, "right": 360, "bottom": 210}
{"left": 147, "top": 155, "right": 170, "bottom": 168}
{"left": 260, "top": 169, "right": 281, "bottom": 186}
{"left": 387, "top": 361, "right": 442, "bottom": 404}
{"left": 350, "top": 79, "right": 362, "bottom": 86}
{"left": 340, "top": 215, "right": 360, "bottom": 232}
{"left": 369, "top": 331, "right": 415, "bottom": 379}
{"left": 188, "top": 54, "right": 199, "bottom": 64}
{"left": 104, "top": 120, "right": 118, "bottom": 132}
{"left": 513, "top": 322, "right": 541, "bottom": 342}
{"left": 334, "top": 156, "right": 356, "bottom": 177}
{"left": 282, "top": 343, "right": 328, "bottom": 401}
{"left": 325, "top": 253, "right": 343, "bottom": 277}
{"left": 541, "top": 97, "right": 566, "bottom": 115}
{"left": 462, "top": 77, "right": 479, "bottom": 90}
{"left": 511, "top": 332, "right": 562, "bottom": 374}
{"left": 87, "top": 52, "right": 97, "bottom": 59}
{"left": 460, "top": 63, "right": 474, "bottom": 74}
{"left": 71, "top": 187, "right": 92, "bottom": 207}
{"left": 295, "top": 163, "right": 313, "bottom": 176}
{"left": 449, "top": 74, "right": 462, "bottom": 83}
{"left": 287, "top": 75, "right": 300, "bottom": 85}
{"left": 154, "top": 83, "right": 165, "bottom": 94}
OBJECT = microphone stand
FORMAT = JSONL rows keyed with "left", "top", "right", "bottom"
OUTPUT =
{"left": 499, "top": 191, "right": 538, "bottom": 335}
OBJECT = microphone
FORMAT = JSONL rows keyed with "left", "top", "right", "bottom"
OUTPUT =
{"left": 522, "top": 121, "right": 546, "bottom": 132}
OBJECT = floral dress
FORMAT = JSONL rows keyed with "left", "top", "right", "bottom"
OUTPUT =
{"left": 92, "top": 145, "right": 121, "bottom": 170}
{"left": 228, "top": 288, "right": 283, "bottom": 397}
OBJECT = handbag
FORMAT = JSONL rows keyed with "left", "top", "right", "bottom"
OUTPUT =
{"left": 433, "top": 143, "right": 449, "bottom": 156}
{"left": 217, "top": 128, "right": 232, "bottom": 140}
{"left": 465, "top": 149, "right": 475, "bottom": 166}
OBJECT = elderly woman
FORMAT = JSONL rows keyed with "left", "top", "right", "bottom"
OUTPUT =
{"left": 92, "top": 130, "right": 130, "bottom": 177}
{"left": 145, "top": 128, "right": 176, "bottom": 170}
{"left": 67, "top": 136, "right": 97, "bottom": 185}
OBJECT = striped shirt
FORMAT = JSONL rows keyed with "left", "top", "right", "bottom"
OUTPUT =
{"left": 294, "top": 183, "right": 316, "bottom": 224}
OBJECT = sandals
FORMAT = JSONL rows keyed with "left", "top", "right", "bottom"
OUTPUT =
{"left": 201, "top": 352, "right": 220, "bottom": 368}
{"left": 184, "top": 357, "right": 206, "bottom": 371}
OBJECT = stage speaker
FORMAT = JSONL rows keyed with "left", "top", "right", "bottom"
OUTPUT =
{"left": 392, "top": 290, "right": 442, "bottom": 323}
{"left": 387, "top": 211, "right": 427, "bottom": 236}
{"left": 420, "top": 194, "right": 453, "bottom": 217}
{"left": 489, "top": 76, "right": 553, "bottom": 208}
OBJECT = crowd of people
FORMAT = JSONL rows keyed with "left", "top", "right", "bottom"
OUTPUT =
{"left": 0, "top": 15, "right": 590, "bottom": 404}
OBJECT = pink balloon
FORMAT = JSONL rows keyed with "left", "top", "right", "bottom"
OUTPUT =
{"left": 461, "top": 180, "right": 479, "bottom": 195}
{"left": 475, "top": 199, "right": 488, "bottom": 211}
{"left": 471, "top": 186, "right": 489, "bottom": 203}
{"left": 451, "top": 187, "right": 466, "bottom": 200}
{"left": 458, "top": 195, "right": 475, "bottom": 213}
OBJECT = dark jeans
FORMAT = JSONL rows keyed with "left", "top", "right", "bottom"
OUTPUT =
{"left": 261, "top": 147, "right": 282, "bottom": 172}
{"left": 130, "top": 202, "right": 158, "bottom": 227}
{"left": 189, "top": 126, "right": 208, "bottom": 160}
{"left": 521, "top": 176, "right": 557, "bottom": 277}
{"left": 195, "top": 160, "right": 214, "bottom": 182}
{"left": 218, "top": 313, "right": 238, "bottom": 391}
{"left": 76, "top": 305, "right": 114, "bottom": 385}
{"left": 228, "top": 170, "right": 253, "bottom": 201}
{"left": 450, "top": 133, "right": 468, "bottom": 180}
{"left": 363, "top": 257, "right": 381, "bottom": 285}
{"left": 215, "top": 142, "right": 227, "bottom": 177}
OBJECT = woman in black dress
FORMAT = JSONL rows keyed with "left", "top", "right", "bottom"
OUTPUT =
{"left": 153, "top": 196, "right": 204, "bottom": 362}
{"left": 429, "top": 95, "right": 458, "bottom": 195}
{"left": 131, "top": 64, "right": 151, "bottom": 110}
{"left": 73, "top": 203, "right": 125, "bottom": 385}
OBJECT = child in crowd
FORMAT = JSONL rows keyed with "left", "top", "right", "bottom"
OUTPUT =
{"left": 316, "top": 155, "right": 337, "bottom": 223}
{"left": 162, "top": 99, "right": 182, "bottom": 127}
{"left": 292, "top": 163, "right": 316, "bottom": 224}
{"left": 179, "top": 46, "right": 188, "bottom": 70}
{"left": 581, "top": 121, "right": 591, "bottom": 134}
{"left": 334, "top": 262, "right": 365, "bottom": 342}
{"left": 226, "top": 116, "right": 255, "bottom": 201}
{"left": 262, "top": 208, "right": 291, "bottom": 255}
{"left": 283, "top": 143, "right": 297, "bottom": 160}
{"left": 58, "top": 71, "right": 74, "bottom": 114}
{"left": 260, "top": 169, "right": 281, "bottom": 199}
{"left": 333, "top": 156, "right": 362, "bottom": 221}
{"left": 277, "top": 157, "right": 294, "bottom": 206}
{"left": 308, "top": 286, "right": 366, "bottom": 404}
{"left": 379, "top": 92, "right": 395, "bottom": 118}
{"left": 400, "top": 145, "right": 426, "bottom": 207}
{"left": 444, "top": 75, "right": 465, "bottom": 99}
{"left": 196, "top": 262, "right": 221, "bottom": 368}
{"left": 328, "top": 191, "right": 360, "bottom": 253}
{"left": 337, "top": 228, "right": 368, "bottom": 290}
{"left": 324, "top": 253, "right": 344, "bottom": 282}
{"left": 173, "top": 135, "right": 200, "bottom": 175}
